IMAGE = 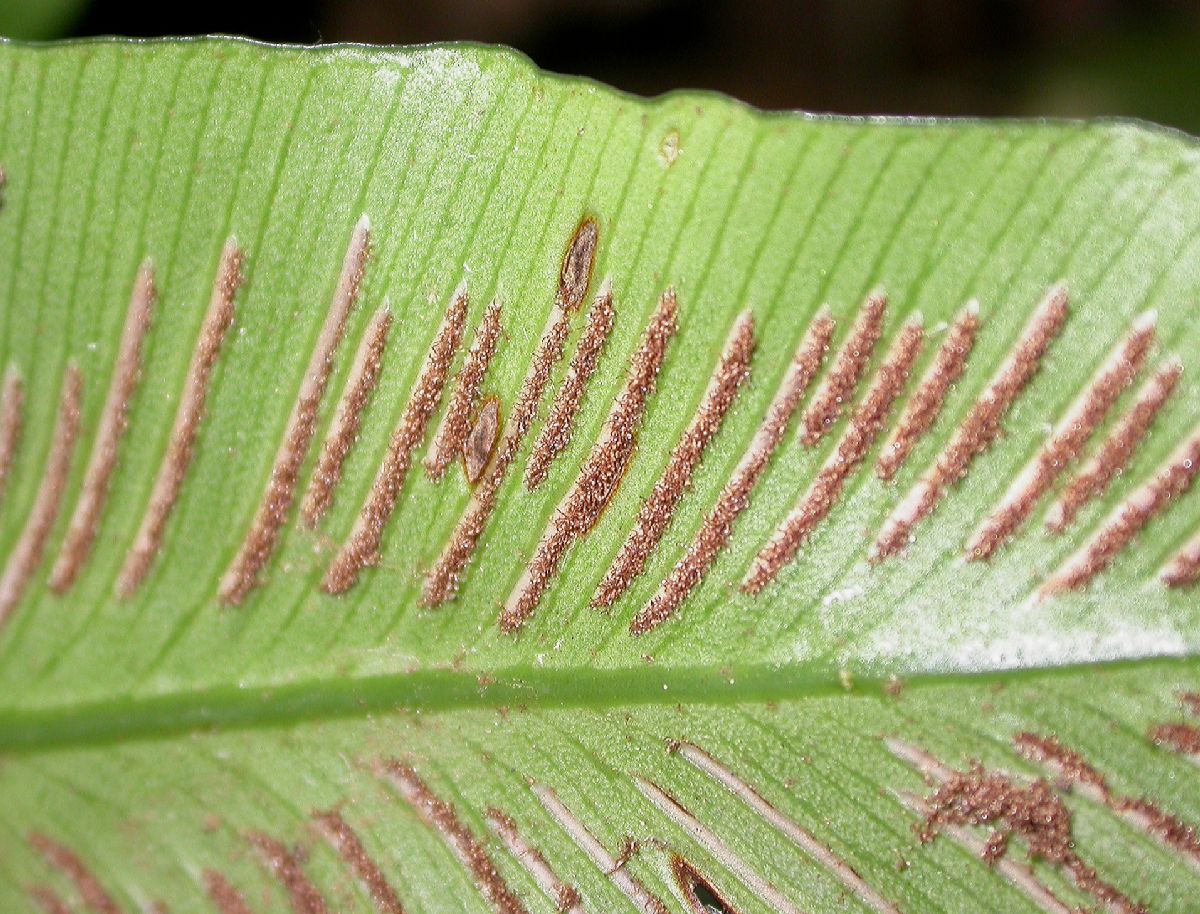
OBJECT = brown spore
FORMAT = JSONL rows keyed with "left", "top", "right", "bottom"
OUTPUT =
{"left": 877, "top": 301, "right": 979, "bottom": 481}
{"left": 381, "top": 762, "right": 530, "bottom": 914}
{"left": 631, "top": 311, "right": 836, "bottom": 634}
{"left": 322, "top": 285, "right": 468, "bottom": 594}
{"left": 526, "top": 280, "right": 615, "bottom": 490}
{"left": 917, "top": 763, "right": 1145, "bottom": 914}
{"left": 202, "top": 870, "right": 254, "bottom": 914}
{"left": 427, "top": 297, "right": 502, "bottom": 480}
{"left": 0, "top": 365, "right": 23, "bottom": 507}
{"left": 1160, "top": 530, "right": 1200, "bottom": 589}
{"left": 301, "top": 306, "right": 394, "bottom": 527}
{"left": 557, "top": 217, "right": 599, "bottom": 313}
{"left": 800, "top": 292, "right": 887, "bottom": 447}
{"left": 27, "top": 886, "right": 72, "bottom": 914}
{"left": 968, "top": 311, "right": 1155, "bottom": 561}
{"left": 501, "top": 288, "right": 678, "bottom": 632}
{"left": 116, "top": 240, "right": 243, "bottom": 598}
{"left": 875, "top": 283, "right": 1069, "bottom": 559}
{"left": 247, "top": 831, "right": 330, "bottom": 914}
{"left": 594, "top": 309, "right": 754, "bottom": 609}
{"left": 671, "top": 857, "right": 741, "bottom": 914}
{"left": 27, "top": 832, "right": 121, "bottom": 914}
{"left": 1047, "top": 359, "right": 1182, "bottom": 534}
{"left": 313, "top": 809, "right": 406, "bottom": 914}
{"left": 0, "top": 364, "right": 83, "bottom": 629}
{"left": 1149, "top": 723, "right": 1200, "bottom": 756}
{"left": 49, "top": 261, "right": 156, "bottom": 593}
{"left": 486, "top": 808, "right": 583, "bottom": 914}
{"left": 1183, "top": 693, "right": 1200, "bottom": 717}
{"left": 1040, "top": 425, "right": 1200, "bottom": 596}
{"left": 744, "top": 317, "right": 924, "bottom": 594}
{"left": 221, "top": 216, "right": 370, "bottom": 604}
{"left": 464, "top": 396, "right": 501, "bottom": 485}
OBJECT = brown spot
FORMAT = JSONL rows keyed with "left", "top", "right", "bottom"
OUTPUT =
{"left": 1161, "top": 530, "right": 1200, "bottom": 589}
{"left": 800, "top": 293, "right": 886, "bottom": 447}
{"left": 380, "top": 763, "right": 530, "bottom": 914}
{"left": 464, "top": 396, "right": 501, "bottom": 485}
{"left": 202, "top": 870, "right": 253, "bottom": 914}
{"left": 0, "top": 366, "right": 23, "bottom": 507}
{"left": 27, "top": 833, "right": 121, "bottom": 914}
{"left": 744, "top": 318, "right": 924, "bottom": 594}
{"left": 594, "top": 309, "right": 754, "bottom": 608}
{"left": 427, "top": 298, "right": 503, "bottom": 480}
{"left": 917, "top": 763, "right": 1145, "bottom": 914}
{"left": 28, "top": 886, "right": 72, "bottom": 914}
{"left": 526, "top": 280, "right": 615, "bottom": 490}
{"left": 421, "top": 297, "right": 576, "bottom": 607}
{"left": 301, "top": 306, "right": 394, "bottom": 527}
{"left": 486, "top": 808, "right": 583, "bottom": 914}
{"left": 968, "top": 311, "right": 1155, "bottom": 561}
{"left": 1016, "top": 732, "right": 1200, "bottom": 868}
{"left": 875, "top": 284, "right": 1069, "bottom": 559}
{"left": 116, "top": 241, "right": 243, "bottom": 598}
{"left": 0, "top": 364, "right": 83, "bottom": 629}
{"left": 49, "top": 261, "right": 156, "bottom": 593}
{"left": 631, "top": 311, "right": 836, "bottom": 633}
{"left": 501, "top": 288, "right": 678, "bottom": 632}
{"left": 322, "top": 285, "right": 468, "bottom": 594}
{"left": 313, "top": 809, "right": 406, "bottom": 914}
{"left": 557, "top": 217, "right": 599, "bottom": 314}
{"left": 247, "top": 831, "right": 329, "bottom": 914}
{"left": 877, "top": 301, "right": 979, "bottom": 481}
{"left": 1184, "top": 693, "right": 1200, "bottom": 717}
{"left": 1041, "top": 425, "right": 1200, "bottom": 596}
{"left": 671, "top": 858, "right": 741, "bottom": 914}
{"left": 221, "top": 216, "right": 370, "bottom": 604}
{"left": 1047, "top": 359, "right": 1182, "bottom": 534}
{"left": 1149, "top": 722, "right": 1200, "bottom": 756}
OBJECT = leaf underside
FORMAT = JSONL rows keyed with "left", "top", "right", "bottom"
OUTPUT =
{"left": 0, "top": 37, "right": 1198, "bottom": 914}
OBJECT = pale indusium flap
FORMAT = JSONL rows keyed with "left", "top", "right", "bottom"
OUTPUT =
{"left": 0, "top": 37, "right": 1199, "bottom": 914}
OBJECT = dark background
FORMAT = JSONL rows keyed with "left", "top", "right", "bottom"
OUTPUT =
{"left": 5, "top": 0, "right": 1200, "bottom": 134}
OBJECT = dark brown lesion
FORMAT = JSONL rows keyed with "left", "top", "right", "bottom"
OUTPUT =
{"left": 463, "top": 396, "right": 501, "bottom": 485}
{"left": 557, "top": 217, "right": 599, "bottom": 313}
{"left": 671, "top": 857, "right": 742, "bottom": 914}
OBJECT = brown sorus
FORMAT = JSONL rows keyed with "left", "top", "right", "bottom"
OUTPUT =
{"left": 800, "top": 292, "right": 886, "bottom": 446}
{"left": 27, "top": 833, "right": 121, "bottom": 914}
{"left": 50, "top": 261, "right": 157, "bottom": 592}
{"left": 313, "top": 809, "right": 406, "bottom": 914}
{"left": 594, "top": 308, "right": 753, "bottom": 609}
{"left": 0, "top": 365, "right": 24, "bottom": 507}
{"left": 301, "top": 306, "right": 394, "bottom": 527}
{"left": 486, "top": 808, "right": 583, "bottom": 914}
{"left": 0, "top": 364, "right": 83, "bottom": 628}
{"left": 203, "top": 870, "right": 254, "bottom": 914}
{"left": 247, "top": 831, "right": 330, "bottom": 914}
{"left": 632, "top": 311, "right": 836, "bottom": 633}
{"left": 117, "top": 241, "right": 243, "bottom": 598}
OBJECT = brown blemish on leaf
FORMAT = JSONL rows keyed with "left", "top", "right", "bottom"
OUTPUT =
{"left": 595, "top": 309, "right": 754, "bottom": 609}
{"left": 968, "top": 311, "right": 1155, "bottom": 561}
{"left": 1161, "top": 528, "right": 1200, "bottom": 589}
{"left": 27, "top": 885, "right": 72, "bottom": 914}
{"left": 632, "top": 311, "right": 836, "bottom": 634}
{"left": 427, "top": 298, "right": 503, "bottom": 480}
{"left": 381, "top": 762, "right": 531, "bottom": 914}
{"left": 875, "top": 284, "right": 1069, "bottom": 560}
{"left": 1047, "top": 359, "right": 1182, "bottom": 534}
{"left": 918, "top": 762, "right": 1146, "bottom": 914}
{"left": 202, "top": 870, "right": 254, "bottom": 914}
{"left": 501, "top": 288, "right": 678, "bottom": 632}
{"left": 247, "top": 831, "right": 330, "bottom": 914}
{"left": 1183, "top": 693, "right": 1200, "bottom": 717}
{"left": 0, "top": 366, "right": 23, "bottom": 508}
{"left": 1149, "top": 722, "right": 1200, "bottom": 756}
{"left": 221, "top": 216, "right": 370, "bottom": 604}
{"left": 744, "top": 317, "right": 924, "bottom": 594}
{"left": 877, "top": 301, "right": 978, "bottom": 481}
{"left": 1041, "top": 425, "right": 1200, "bottom": 596}
{"left": 313, "top": 809, "right": 407, "bottom": 914}
{"left": 116, "top": 240, "right": 243, "bottom": 598}
{"left": 800, "top": 292, "right": 886, "bottom": 447}
{"left": 671, "top": 857, "right": 740, "bottom": 914}
{"left": 0, "top": 364, "right": 83, "bottom": 629}
{"left": 526, "top": 281, "right": 615, "bottom": 491}
{"left": 557, "top": 217, "right": 599, "bottom": 314}
{"left": 464, "top": 396, "right": 501, "bottom": 485}
{"left": 486, "top": 808, "right": 583, "bottom": 914}
{"left": 27, "top": 832, "right": 121, "bottom": 914}
{"left": 49, "top": 261, "right": 156, "bottom": 593}
{"left": 322, "top": 285, "right": 468, "bottom": 594}
{"left": 301, "top": 306, "right": 394, "bottom": 527}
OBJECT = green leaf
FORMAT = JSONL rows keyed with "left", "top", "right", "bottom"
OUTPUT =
{"left": 0, "top": 37, "right": 1198, "bottom": 914}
